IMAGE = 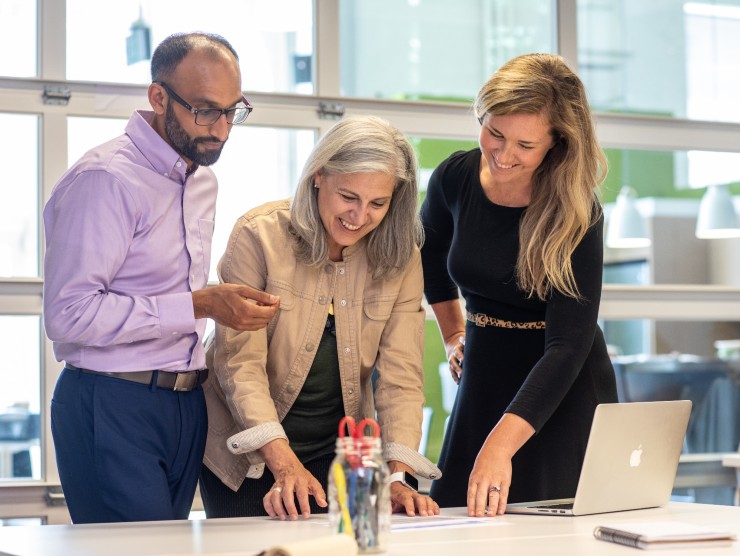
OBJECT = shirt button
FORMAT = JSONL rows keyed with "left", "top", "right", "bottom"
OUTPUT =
{"left": 287, "top": 384, "right": 296, "bottom": 394}
{"left": 318, "top": 296, "right": 326, "bottom": 305}
{"left": 344, "top": 346, "right": 350, "bottom": 354}
{"left": 324, "top": 264, "right": 333, "bottom": 274}
{"left": 340, "top": 299, "right": 347, "bottom": 307}
{"left": 231, "top": 442, "right": 239, "bottom": 449}
{"left": 339, "top": 268, "right": 345, "bottom": 275}
{"left": 164, "top": 172, "right": 169, "bottom": 177}
{"left": 348, "top": 388, "right": 354, "bottom": 395}
{"left": 306, "top": 343, "right": 315, "bottom": 352}
{"left": 176, "top": 161, "right": 182, "bottom": 168}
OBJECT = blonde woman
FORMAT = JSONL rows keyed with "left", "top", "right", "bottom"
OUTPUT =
{"left": 421, "top": 53, "right": 618, "bottom": 517}
{"left": 201, "top": 115, "right": 440, "bottom": 520}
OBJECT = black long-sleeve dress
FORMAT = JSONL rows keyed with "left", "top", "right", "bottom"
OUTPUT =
{"left": 421, "top": 149, "right": 618, "bottom": 506}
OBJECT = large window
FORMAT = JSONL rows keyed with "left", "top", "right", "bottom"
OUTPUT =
{"left": 340, "top": 0, "right": 554, "bottom": 101}
{"left": 0, "top": 317, "right": 41, "bottom": 481}
{"left": 66, "top": 0, "right": 314, "bottom": 94}
{"left": 0, "top": 114, "right": 38, "bottom": 278}
{"left": 578, "top": 0, "right": 740, "bottom": 124}
{"left": 0, "top": 1, "right": 37, "bottom": 77}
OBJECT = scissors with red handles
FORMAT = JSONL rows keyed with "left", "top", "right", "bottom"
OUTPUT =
{"left": 338, "top": 416, "right": 380, "bottom": 440}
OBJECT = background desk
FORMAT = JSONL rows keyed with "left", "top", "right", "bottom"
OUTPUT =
{"left": 0, "top": 502, "right": 737, "bottom": 555}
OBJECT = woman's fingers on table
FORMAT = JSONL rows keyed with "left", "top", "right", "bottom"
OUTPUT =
{"left": 494, "top": 483, "right": 510, "bottom": 516}
{"left": 468, "top": 480, "right": 508, "bottom": 517}
{"left": 467, "top": 459, "right": 511, "bottom": 517}
{"left": 263, "top": 477, "right": 298, "bottom": 520}
{"left": 263, "top": 470, "right": 324, "bottom": 520}
{"left": 390, "top": 483, "right": 440, "bottom": 517}
{"left": 263, "top": 483, "right": 285, "bottom": 519}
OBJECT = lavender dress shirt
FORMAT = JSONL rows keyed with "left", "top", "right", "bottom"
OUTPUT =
{"left": 43, "top": 110, "right": 216, "bottom": 372}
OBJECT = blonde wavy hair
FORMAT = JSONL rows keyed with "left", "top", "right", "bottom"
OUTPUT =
{"left": 289, "top": 115, "right": 423, "bottom": 279}
{"left": 474, "top": 53, "right": 607, "bottom": 301}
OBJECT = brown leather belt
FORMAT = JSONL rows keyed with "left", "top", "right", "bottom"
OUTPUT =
{"left": 466, "top": 311, "right": 546, "bottom": 330}
{"left": 65, "top": 364, "right": 208, "bottom": 392}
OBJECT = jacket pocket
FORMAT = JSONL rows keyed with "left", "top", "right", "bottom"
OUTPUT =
{"left": 363, "top": 296, "right": 395, "bottom": 321}
{"left": 362, "top": 296, "right": 395, "bottom": 350}
{"left": 265, "top": 280, "right": 296, "bottom": 339}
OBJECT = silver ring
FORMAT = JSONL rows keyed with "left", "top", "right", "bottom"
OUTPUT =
{"left": 273, "top": 487, "right": 282, "bottom": 494}
{"left": 488, "top": 485, "right": 501, "bottom": 494}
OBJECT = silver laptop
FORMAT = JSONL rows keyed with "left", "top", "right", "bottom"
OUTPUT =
{"left": 506, "top": 400, "right": 692, "bottom": 516}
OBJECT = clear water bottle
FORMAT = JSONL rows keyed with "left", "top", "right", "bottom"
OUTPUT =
{"left": 328, "top": 435, "right": 390, "bottom": 553}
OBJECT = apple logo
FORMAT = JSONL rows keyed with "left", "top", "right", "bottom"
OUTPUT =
{"left": 629, "top": 445, "right": 643, "bottom": 468}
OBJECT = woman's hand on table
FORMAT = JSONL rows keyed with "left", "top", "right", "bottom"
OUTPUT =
{"left": 390, "top": 482, "right": 440, "bottom": 517}
{"left": 467, "top": 447, "right": 512, "bottom": 517}
{"left": 467, "top": 413, "right": 535, "bottom": 517}
{"left": 261, "top": 439, "right": 328, "bottom": 520}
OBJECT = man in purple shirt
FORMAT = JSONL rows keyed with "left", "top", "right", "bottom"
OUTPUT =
{"left": 43, "top": 32, "right": 279, "bottom": 524}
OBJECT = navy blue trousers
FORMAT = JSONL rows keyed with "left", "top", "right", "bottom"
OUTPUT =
{"left": 51, "top": 367, "right": 207, "bottom": 523}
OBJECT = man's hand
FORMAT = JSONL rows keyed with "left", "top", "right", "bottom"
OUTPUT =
{"left": 192, "top": 284, "right": 279, "bottom": 330}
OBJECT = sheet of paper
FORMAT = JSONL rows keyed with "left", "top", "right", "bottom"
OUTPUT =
{"left": 391, "top": 514, "right": 505, "bottom": 531}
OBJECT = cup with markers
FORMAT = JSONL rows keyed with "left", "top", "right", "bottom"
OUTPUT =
{"left": 328, "top": 416, "right": 391, "bottom": 554}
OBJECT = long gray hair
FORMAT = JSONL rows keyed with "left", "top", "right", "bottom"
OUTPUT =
{"left": 289, "top": 115, "right": 423, "bottom": 279}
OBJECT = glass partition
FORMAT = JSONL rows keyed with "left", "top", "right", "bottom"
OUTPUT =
{"left": 602, "top": 147, "right": 740, "bottom": 286}
{"left": 411, "top": 136, "right": 479, "bottom": 198}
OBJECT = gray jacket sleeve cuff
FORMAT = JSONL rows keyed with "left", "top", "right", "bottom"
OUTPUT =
{"left": 227, "top": 422, "right": 287, "bottom": 456}
{"left": 383, "top": 442, "right": 442, "bottom": 480}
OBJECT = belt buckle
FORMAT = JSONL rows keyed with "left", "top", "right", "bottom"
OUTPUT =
{"left": 173, "top": 372, "right": 197, "bottom": 392}
{"left": 474, "top": 313, "right": 486, "bottom": 327}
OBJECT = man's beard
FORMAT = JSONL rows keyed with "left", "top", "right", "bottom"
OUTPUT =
{"left": 165, "top": 103, "right": 225, "bottom": 167}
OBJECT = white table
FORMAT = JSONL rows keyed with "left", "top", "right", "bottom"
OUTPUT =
{"left": 0, "top": 502, "right": 738, "bottom": 556}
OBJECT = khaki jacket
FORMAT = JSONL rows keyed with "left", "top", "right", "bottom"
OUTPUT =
{"left": 203, "top": 200, "right": 441, "bottom": 491}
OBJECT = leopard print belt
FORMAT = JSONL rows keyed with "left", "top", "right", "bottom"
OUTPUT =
{"left": 466, "top": 310, "right": 546, "bottom": 330}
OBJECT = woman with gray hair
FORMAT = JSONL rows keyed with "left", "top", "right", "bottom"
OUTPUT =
{"left": 200, "top": 115, "right": 441, "bottom": 519}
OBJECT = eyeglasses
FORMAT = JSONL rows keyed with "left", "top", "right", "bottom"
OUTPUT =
{"left": 154, "top": 81, "right": 253, "bottom": 126}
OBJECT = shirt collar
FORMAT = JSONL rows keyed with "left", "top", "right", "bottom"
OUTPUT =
{"left": 126, "top": 110, "right": 190, "bottom": 183}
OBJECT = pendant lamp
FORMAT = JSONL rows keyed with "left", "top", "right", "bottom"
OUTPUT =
{"left": 606, "top": 186, "right": 651, "bottom": 248}
{"left": 695, "top": 184, "right": 740, "bottom": 239}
